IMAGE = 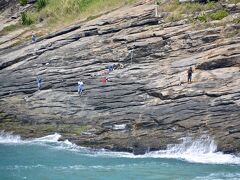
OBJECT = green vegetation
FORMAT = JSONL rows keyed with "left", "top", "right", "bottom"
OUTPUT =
{"left": 165, "top": 12, "right": 183, "bottom": 22}
{"left": 36, "top": 0, "right": 48, "bottom": 10}
{"left": 233, "top": 14, "right": 240, "bottom": 24}
{"left": 196, "top": 13, "right": 207, "bottom": 22}
{"left": 71, "top": 126, "right": 89, "bottom": 135}
{"left": 21, "top": 0, "right": 137, "bottom": 29}
{"left": 160, "top": 0, "right": 215, "bottom": 15}
{"left": 227, "top": 0, "right": 240, "bottom": 4}
{"left": 195, "top": 9, "right": 229, "bottom": 23}
{"left": 0, "top": 24, "right": 22, "bottom": 35}
{"left": 160, "top": 0, "right": 231, "bottom": 24}
{"left": 209, "top": 9, "right": 229, "bottom": 20}
{"left": 0, "top": 120, "right": 89, "bottom": 137}
{"left": 19, "top": 0, "right": 28, "bottom": 6}
{"left": 21, "top": 12, "right": 34, "bottom": 25}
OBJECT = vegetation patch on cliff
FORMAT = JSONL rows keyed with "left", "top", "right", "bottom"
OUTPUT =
{"left": 20, "top": 0, "right": 137, "bottom": 29}
{"left": 0, "top": 112, "right": 90, "bottom": 137}
{"left": 159, "top": 0, "right": 234, "bottom": 23}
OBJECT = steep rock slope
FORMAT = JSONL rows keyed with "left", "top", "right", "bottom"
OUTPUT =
{"left": 0, "top": 2, "right": 240, "bottom": 154}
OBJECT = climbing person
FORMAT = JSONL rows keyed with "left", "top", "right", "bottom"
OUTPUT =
{"left": 106, "top": 64, "right": 114, "bottom": 73}
{"left": 78, "top": 81, "right": 84, "bottom": 96}
{"left": 37, "top": 76, "right": 42, "bottom": 90}
{"left": 32, "top": 32, "right": 36, "bottom": 43}
{"left": 179, "top": 76, "right": 182, "bottom": 86}
{"left": 187, "top": 66, "right": 193, "bottom": 83}
{"left": 101, "top": 77, "right": 108, "bottom": 85}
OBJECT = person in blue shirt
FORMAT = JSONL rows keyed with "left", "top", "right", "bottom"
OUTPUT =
{"left": 106, "top": 64, "right": 114, "bottom": 73}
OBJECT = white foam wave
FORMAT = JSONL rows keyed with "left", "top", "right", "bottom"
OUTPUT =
{"left": 32, "top": 133, "right": 61, "bottom": 143}
{"left": 194, "top": 173, "right": 240, "bottom": 180}
{"left": 6, "top": 164, "right": 45, "bottom": 170}
{"left": 0, "top": 131, "right": 23, "bottom": 144}
{"left": 150, "top": 136, "right": 240, "bottom": 164}
{"left": 86, "top": 136, "right": 240, "bottom": 165}
{"left": 0, "top": 131, "right": 61, "bottom": 144}
{"left": 1, "top": 131, "right": 240, "bottom": 164}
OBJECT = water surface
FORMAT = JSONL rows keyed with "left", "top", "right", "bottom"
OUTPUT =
{"left": 0, "top": 132, "right": 240, "bottom": 180}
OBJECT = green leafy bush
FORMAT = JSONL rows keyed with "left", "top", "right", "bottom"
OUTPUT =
{"left": 209, "top": 10, "right": 229, "bottom": 20}
{"left": 21, "top": 12, "right": 34, "bottom": 25}
{"left": 197, "top": 13, "right": 207, "bottom": 22}
{"left": 19, "top": 0, "right": 28, "bottom": 6}
{"left": 36, "top": 0, "right": 48, "bottom": 10}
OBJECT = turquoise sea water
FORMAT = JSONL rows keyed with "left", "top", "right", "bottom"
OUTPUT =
{"left": 0, "top": 132, "right": 240, "bottom": 180}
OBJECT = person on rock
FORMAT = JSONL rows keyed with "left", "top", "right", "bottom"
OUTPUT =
{"left": 106, "top": 64, "right": 114, "bottom": 73}
{"left": 32, "top": 32, "right": 36, "bottom": 43}
{"left": 101, "top": 77, "right": 108, "bottom": 85}
{"left": 78, "top": 81, "right": 84, "bottom": 96}
{"left": 187, "top": 66, "right": 193, "bottom": 83}
{"left": 37, "top": 76, "right": 43, "bottom": 90}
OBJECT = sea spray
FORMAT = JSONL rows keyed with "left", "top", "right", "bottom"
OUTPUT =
{"left": 0, "top": 131, "right": 61, "bottom": 145}
{"left": 1, "top": 131, "right": 240, "bottom": 164}
{"left": 33, "top": 133, "right": 61, "bottom": 143}
{"left": 0, "top": 130, "right": 22, "bottom": 144}
{"left": 146, "top": 136, "right": 240, "bottom": 164}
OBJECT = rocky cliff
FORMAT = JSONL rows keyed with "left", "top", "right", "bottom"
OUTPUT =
{"left": 0, "top": 2, "right": 240, "bottom": 154}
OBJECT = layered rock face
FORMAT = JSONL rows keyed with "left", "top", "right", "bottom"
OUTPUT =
{"left": 0, "top": 3, "right": 240, "bottom": 154}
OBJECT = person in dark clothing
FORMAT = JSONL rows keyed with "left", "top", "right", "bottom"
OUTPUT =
{"left": 187, "top": 67, "right": 193, "bottom": 83}
{"left": 32, "top": 32, "right": 36, "bottom": 42}
{"left": 106, "top": 64, "right": 114, "bottom": 73}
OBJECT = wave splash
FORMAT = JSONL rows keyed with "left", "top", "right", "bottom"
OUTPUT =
{"left": 0, "top": 131, "right": 61, "bottom": 144}
{"left": 0, "top": 131, "right": 22, "bottom": 144}
{"left": 146, "top": 136, "right": 240, "bottom": 164}
{"left": 97, "top": 136, "right": 240, "bottom": 164}
{"left": 0, "top": 131, "right": 240, "bottom": 164}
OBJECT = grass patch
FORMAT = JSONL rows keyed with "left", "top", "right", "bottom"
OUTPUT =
{"left": 209, "top": 9, "right": 229, "bottom": 20}
{"left": 195, "top": 9, "right": 229, "bottom": 23}
{"left": 233, "top": 15, "right": 240, "bottom": 24}
{"left": 160, "top": 0, "right": 216, "bottom": 22}
{"left": 0, "top": 117, "right": 90, "bottom": 137}
{"left": 31, "top": 0, "right": 137, "bottom": 28}
{"left": 196, "top": 13, "right": 207, "bottom": 22}
{"left": 0, "top": 24, "right": 23, "bottom": 35}
{"left": 36, "top": 0, "right": 48, "bottom": 11}
{"left": 227, "top": 0, "right": 240, "bottom": 4}
{"left": 225, "top": 29, "right": 240, "bottom": 38}
{"left": 165, "top": 12, "right": 183, "bottom": 22}
{"left": 21, "top": 12, "right": 34, "bottom": 25}
{"left": 160, "top": 0, "right": 215, "bottom": 14}
{"left": 19, "top": 0, "right": 28, "bottom": 6}
{"left": 71, "top": 126, "right": 89, "bottom": 135}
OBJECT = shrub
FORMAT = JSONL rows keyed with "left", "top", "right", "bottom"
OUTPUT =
{"left": 233, "top": 15, "right": 240, "bottom": 24}
{"left": 36, "top": 0, "right": 48, "bottom": 10}
{"left": 21, "top": 12, "right": 34, "bottom": 25}
{"left": 197, "top": 13, "right": 207, "bottom": 22}
{"left": 19, "top": 0, "right": 28, "bottom": 6}
{"left": 209, "top": 9, "right": 229, "bottom": 20}
{"left": 165, "top": 12, "right": 183, "bottom": 22}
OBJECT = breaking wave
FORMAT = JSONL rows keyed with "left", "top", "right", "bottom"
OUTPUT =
{"left": 0, "top": 131, "right": 22, "bottom": 144}
{"left": 0, "top": 131, "right": 240, "bottom": 164}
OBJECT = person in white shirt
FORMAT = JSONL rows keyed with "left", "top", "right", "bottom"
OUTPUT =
{"left": 78, "top": 81, "right": 84, "bottom": 96}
